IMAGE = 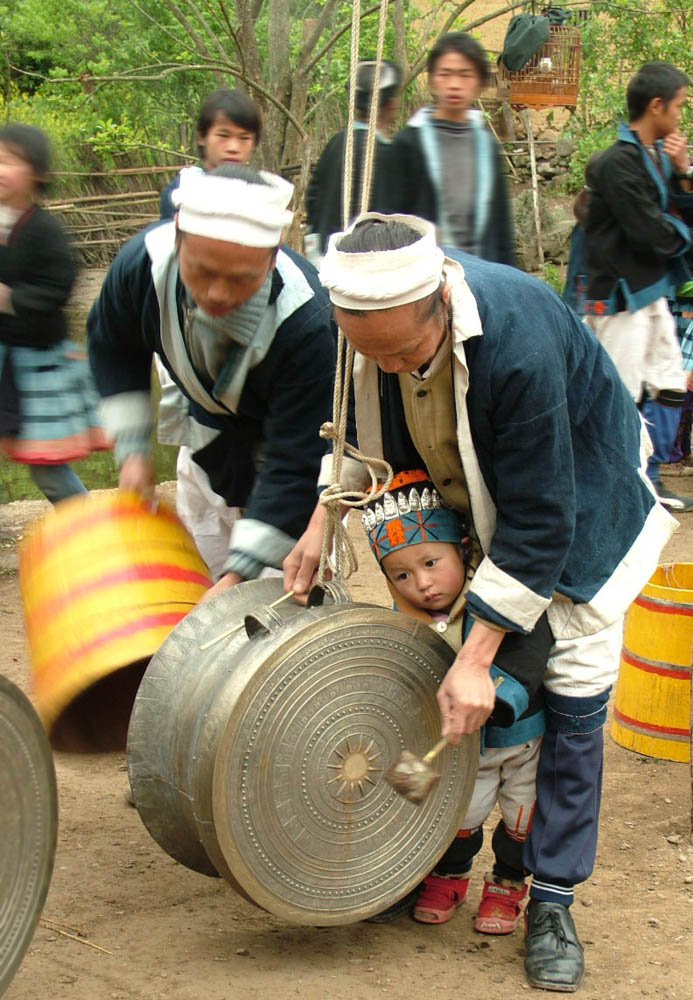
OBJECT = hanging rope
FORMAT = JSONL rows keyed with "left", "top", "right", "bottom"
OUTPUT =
{"left": 316, "top": 0, "right": 392, "bottom": 588}
{"left": 341, "top": 0, "right": 362, "bottom": 231}
{"left": 359, "top": 0, "right": 389, "bottom": 216}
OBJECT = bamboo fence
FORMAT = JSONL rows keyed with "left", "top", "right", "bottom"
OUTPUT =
{"left": 45, "top": 161, "right": 190, "bottom": 266}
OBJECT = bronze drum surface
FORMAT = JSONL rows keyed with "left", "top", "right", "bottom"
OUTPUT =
{"left": 127, "top": 578, "right": 304, "bottom": 879}
{"left": 127, "top": 580, "right": 479, "bottom": 925}
{"left": 0, "top": 674, "right": 58, "bottom": 997}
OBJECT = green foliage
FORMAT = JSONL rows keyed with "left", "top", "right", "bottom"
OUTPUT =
{"left": 3, "top": 0, "right": 689, "bottom": 191}
{"left": 563, "top": 0, "right": 693, "bottom": 191}
{"left": 539, "top": 260, "right": 564, "bottom": 295}
{"left": 0, "top": 0, "right": 210, "bottom": 170}
{"left": 0, "top": 0, "right": 423, "bottom": 172}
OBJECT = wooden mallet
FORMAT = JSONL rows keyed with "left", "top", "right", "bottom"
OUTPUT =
{"left": 386, "top": 678, "right": 503, "bottom": 804}
{"left": 385, "top": 736, "right": 450, "bottom": 804}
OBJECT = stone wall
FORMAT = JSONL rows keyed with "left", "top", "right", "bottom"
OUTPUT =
{"left": 499, "top": 123, "right": 577, "bottom": 272}
{"left": 505, "top": 133, "right": 575, "bottom": 184}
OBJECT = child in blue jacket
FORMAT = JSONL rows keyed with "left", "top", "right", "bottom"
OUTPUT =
{"left": 363, "top": 469, "right": 549, "bottom": 933}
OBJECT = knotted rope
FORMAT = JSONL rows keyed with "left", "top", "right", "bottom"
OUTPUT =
{"left": 316, "top": 0, "right": 392, "bottom": 587}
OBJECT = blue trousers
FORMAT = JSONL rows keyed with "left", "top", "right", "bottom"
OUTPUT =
{"left": 642, "top": 397, "right": 683, "bottom": 485}
{"left": 28, "top": 464, "right": 86, "bottom": 504}
{"left": 524, "top": 689, "right": 609, "bottom": 906}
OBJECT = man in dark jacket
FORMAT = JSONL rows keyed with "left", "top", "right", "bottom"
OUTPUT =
{"left": 88, "top": 164, "right": 337, "bottom": 599}
{"left": 304, "top": 59, "right": 402, "bottom": 261}
{"left": 285, "top": 213, "right": 676, "bottom": 992}
{"left": 390, "top": 33, "right": 515, "bottom": 265}
{"left": 584, "top": 61, "right": 693, "bottom": 511}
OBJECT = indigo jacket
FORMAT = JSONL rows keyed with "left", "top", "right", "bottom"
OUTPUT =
{"left": 324, "top": 251, "right": 676, "bottom": 642}
{"left": 87, "top": 222, "right": 337, "bottom": 578}
{"left": 585, "top": 122, "right": 693, "bottom": 312}
{"left": 390, "top": 108, "right": 516, "bottom": 266}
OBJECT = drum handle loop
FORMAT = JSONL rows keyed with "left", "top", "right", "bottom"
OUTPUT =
{"left": 244, "top": 606, "right": 285, "bottom": 639}
{"left": 307, "top": 581, "right": 353, "bottom": 607}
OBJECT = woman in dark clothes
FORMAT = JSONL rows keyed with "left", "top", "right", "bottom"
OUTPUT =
{"left": 0, "top": 123, "right": 108, "bottom": 502}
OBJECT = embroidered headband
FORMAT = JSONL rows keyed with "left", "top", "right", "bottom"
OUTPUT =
{"left": 362, "top": 469, "right": 466, "bottom": 564}
{"left": 172, "top": 166, "right": 294, "bottom": 247}
{"left": 319, "top": 213, "right": 445, "bottom": 310}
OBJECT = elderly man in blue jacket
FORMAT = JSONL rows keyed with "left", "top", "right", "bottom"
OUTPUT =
{"left": 285, "top": 213, "right": 677, "bottom": 993}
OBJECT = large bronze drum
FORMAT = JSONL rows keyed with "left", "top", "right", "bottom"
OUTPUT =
{"left": 0, "top": 675, "right": 57, "bottom": 997}
{"left": 127, "top": 579, "right": 479, "bottom": 925}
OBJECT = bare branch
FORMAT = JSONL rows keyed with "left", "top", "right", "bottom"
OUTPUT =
{"left": 303, "top": 81, "right": 344, "bottom": 123}
{"left": 298, "top": 0, "right": 341, "bottom": 64}
{"left": 11, "top": 62, "right": 306, "bottom": 139}
{"left": 159, "top": 0, "right": 209, "bottom": 52}
{"left": 437, "top": 0, "right": 478, "bottom": 40}
{"left": 131, "top": 0, "right": 193, "bottom": 55}
{"left": 304, "top": 2, "right": 382, "bottom": 77}
{"left": 407, "top": 0, "right": 529, "bottom": 81}
{"left": 180, "top": 0, "right": 231, "bottom": 65}
{"left": 217, "top": 0, "right": 245, "bottom": 71}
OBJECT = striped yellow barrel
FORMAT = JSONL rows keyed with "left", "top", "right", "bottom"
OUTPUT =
{"left": 19, "top": 491, "right": 212, "bottom": 751}
{"left": 611, "top": 563, "right": 693, "bottom": 763}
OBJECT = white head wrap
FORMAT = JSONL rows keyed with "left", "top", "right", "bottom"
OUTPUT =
{"left": 319, "top": 213, "right": 445, "bottom": 310}
{"left": 172, "top": 166, "right": 294, "bottom": 247}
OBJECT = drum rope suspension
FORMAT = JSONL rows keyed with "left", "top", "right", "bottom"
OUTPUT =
{"left": 316, "top": 0, "right": 392, "bottom": 587}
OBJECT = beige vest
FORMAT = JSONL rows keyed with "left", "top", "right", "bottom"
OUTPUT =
{"left": 398, "top": 337, "right": 472, "bottom": 525}
{"left": 398, "top": 338, "right": 484, "bottom": 581}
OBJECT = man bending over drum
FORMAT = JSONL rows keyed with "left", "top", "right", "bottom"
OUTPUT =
{"left": 284, "top": 213, "right": 677, "bottom": 993}
{"left": 88, "top": 165, "right": 336, "bottom": 597}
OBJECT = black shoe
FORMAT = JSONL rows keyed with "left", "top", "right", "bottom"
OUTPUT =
{"left": 524, "top": 899, "right": 585, "bottom": 993}
{"left": 654, "top": 481, "right": 693, "bottom": 512}
{"left": 365, "top": 886, "right": 420, "bottom": 923}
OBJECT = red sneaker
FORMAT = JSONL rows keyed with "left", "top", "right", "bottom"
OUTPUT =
{"left": 412, "top": 873, "right": 470, "bottom": 924}
{"left": 474, "top": 875, "right": 527, "bottom": 934}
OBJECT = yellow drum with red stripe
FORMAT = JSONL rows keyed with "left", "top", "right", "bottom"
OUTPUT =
{"left": 611, "top": 563, "right": 693, "bottom": 763}
{"left": 19, "top": 491, "right": 212, "bottom": 751}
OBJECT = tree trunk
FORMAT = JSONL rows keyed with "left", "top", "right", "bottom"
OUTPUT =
{"left": 392, "top": 0, "right": 410, "bottom": 80}
{"left": 266, "top": 0, "right": 292, "bottom": 172}
{"left": 233, "top": 0, "right": 274, "bottom": 169}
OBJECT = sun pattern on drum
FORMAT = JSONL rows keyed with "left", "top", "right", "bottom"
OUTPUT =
{"left": 327, "top": 735, "right": 382, "bottom": 802}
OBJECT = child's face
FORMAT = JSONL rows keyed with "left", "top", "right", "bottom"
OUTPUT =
{"left": 382, "top": 541, "right": 467, "bottom": 613}
{"left": 0, "top": 143, "right": 39, "bottom": 209}
{"left": 199, "top": 113, "right": 257, "bottom": 169}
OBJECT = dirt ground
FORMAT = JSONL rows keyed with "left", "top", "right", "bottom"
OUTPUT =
{"left": 2, "top": 477, "right": 693, "bottom": 1000}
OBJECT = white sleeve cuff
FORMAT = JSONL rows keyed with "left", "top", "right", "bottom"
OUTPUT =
{"left": 318, "top": 453, "right": 369, "bottom": 492}
{"left": 467, "top": 555, "right": 550, "bottom": 633}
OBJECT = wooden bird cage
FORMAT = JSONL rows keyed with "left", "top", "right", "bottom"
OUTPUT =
{"left": 497, "top": 24, "right": 581, "bottom": 110}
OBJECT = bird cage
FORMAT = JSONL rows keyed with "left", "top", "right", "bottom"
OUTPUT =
{"left": 497, "top": 24, "right": 581, "bottom": 110}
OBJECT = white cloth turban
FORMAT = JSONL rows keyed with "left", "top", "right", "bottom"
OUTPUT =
{"left": 172, "top": 166, "right": 294, "bottom": 247}
{"left": 319, "top": 213, "right": 445, "bottom": 310}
